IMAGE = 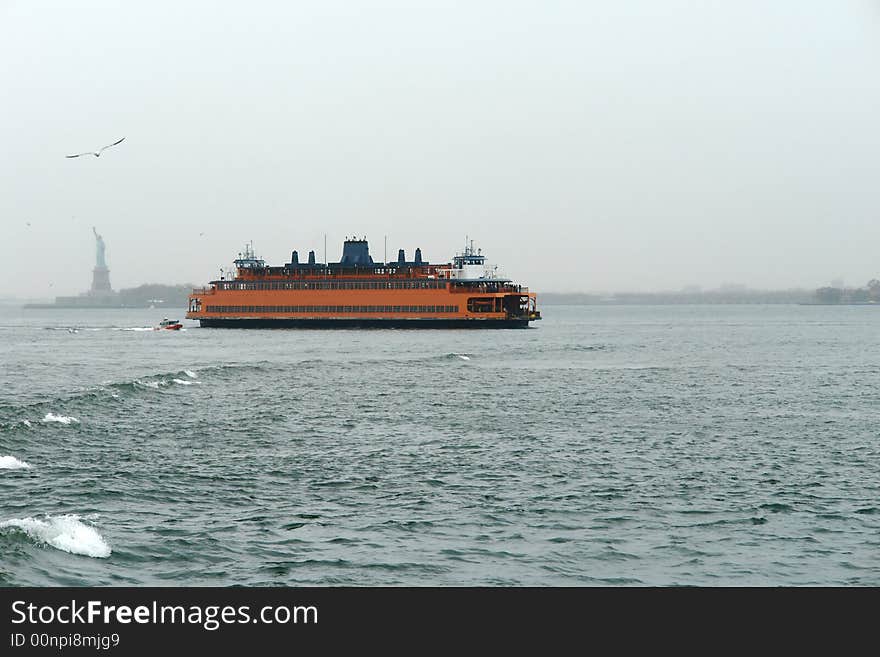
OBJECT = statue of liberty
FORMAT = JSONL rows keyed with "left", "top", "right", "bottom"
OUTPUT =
{"left": 90, "top": 227, "right": 112, "bottom": 293}
{"left": 93, "top": 227, "right": 107, "bottom": 268}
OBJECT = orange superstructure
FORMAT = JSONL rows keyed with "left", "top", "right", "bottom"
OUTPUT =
{"left": 186, "top": 238, "right": 541, "bottom": 328}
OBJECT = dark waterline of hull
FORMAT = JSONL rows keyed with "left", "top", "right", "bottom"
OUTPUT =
{"left": 197, "top": 317, "right": 533, "bottom": 329}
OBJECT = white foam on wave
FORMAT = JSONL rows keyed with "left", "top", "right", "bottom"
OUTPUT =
{"left": 135, "top": 379, "right": 169, "bottom": 389}
{"left": 117, "top": 327, "right": 154, "bottom": 332}
{"left": 184, "top": 370, "right": 197, "bottom": 378}
{"left": 0, "top": 514, "right": 111, "bottom": 558}
{"left": 22, "top": 419, "right": 32, "bottom": 428}
{"left": 172, "top": 378, "right": 199, "bottom": 386}
{"left": 454, "top": 354, "right": 471, "bottom": 360}
{"left": 0, "top": 455, "right": 31, "bottom": 470}
{"left": 42, "top": 413, "right": 79, "bottom": 425}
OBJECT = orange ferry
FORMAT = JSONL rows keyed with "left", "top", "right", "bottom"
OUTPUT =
{"left": 186, "top": 238, "right": 541, "bottom": 328}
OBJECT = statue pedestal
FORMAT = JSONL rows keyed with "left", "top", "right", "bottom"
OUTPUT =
{"left": 91, "top": 266, "right": 112, "bottom": 294}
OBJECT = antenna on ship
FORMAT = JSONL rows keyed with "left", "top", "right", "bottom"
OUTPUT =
{"left": 384, "top": 235, "right": 387, "bottom": 265}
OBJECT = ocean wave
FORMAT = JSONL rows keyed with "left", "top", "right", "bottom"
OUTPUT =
{"left": 0, "top": 362, "right": 272, "bottom": 418}
{"left": 0, "top": 514, "right": 111, "bottom": 558}
{"left": 449, "top": 353, "right": 472, "bottom": 361}
{"left": 0, "top": 455, "right": 31, "bottom": 470}
{"left": 172, "top": 379, "right": 200, "bottom": 386}
{"left": 42, "top": 413, "right": 79, "bottom": 425}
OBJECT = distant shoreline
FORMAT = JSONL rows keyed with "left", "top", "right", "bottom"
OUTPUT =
{"left": 22, "top": 303, "right": 173, "bottom": 309}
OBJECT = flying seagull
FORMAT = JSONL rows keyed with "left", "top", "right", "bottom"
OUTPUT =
{"left": 66, "top": 137, "right": 125, "bottom": 158}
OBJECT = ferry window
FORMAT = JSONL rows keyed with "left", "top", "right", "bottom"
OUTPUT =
{"left": 467, "top": 298, "right": 494, "bottom": 313}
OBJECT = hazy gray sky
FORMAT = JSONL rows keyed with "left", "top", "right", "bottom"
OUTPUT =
{"left": 2, "top": 0, "right": 879, "bottom": 297}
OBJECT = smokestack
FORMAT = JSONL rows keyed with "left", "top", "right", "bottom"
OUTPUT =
{"left": 291, "top": 250, "right": 299, "bottom": 264}
{"left": 398, "top": 249, "right": 406, "bottom": 265}
{"left": 308, "top": 250, "right": 316, "bottom": 265}
{"left": 414, "top": 248, "right": 422, "bottom": 265}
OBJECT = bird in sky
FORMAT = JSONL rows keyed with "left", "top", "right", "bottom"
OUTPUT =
{"left": 66, "top": 137, "right": 125, "bottom": 158}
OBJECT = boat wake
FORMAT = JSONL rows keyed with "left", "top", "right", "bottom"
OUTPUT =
{"left": 0, "top": 514, "right": 111, "bottom": 558}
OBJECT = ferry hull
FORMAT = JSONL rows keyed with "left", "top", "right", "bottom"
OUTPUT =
{"left": 197, "top": 317, "right": 531, "bottom": 329}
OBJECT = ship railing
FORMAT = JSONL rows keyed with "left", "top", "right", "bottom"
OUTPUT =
{"left": 190, "top": 287, "right": 216, "bottom": 295}
{"left": 448, "top": 285, "right": 529, "bottom": 294}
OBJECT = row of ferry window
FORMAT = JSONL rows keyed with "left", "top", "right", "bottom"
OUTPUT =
{"left": 206, "top": 305, "right": 460, "bottom": 314}
{"left": 218, "top": 280, "right": 448, "bottom": 291}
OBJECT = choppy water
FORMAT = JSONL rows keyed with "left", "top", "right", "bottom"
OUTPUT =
{"left": 1, "top": 305, "right": 878, "bottom": 585}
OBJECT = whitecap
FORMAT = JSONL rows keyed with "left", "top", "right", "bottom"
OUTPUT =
{"left": 184, "top": 370, "right": 197, "bottom": 379}
{"left": 0, "top": 455, "right": 31, "bottom": 470}
{"left": 22, "top": 419, "right": 32, "bottom": 428}
{"left": 0, "top": 514, "right": 111, "bottom": 558}
{"left": 172, "top": 378, "right": 196, "bottom": 385}
{"left": 455, "top": 354, "right": 471, "bottom": 360}
{"left": 42, "top": 413, "right": 79, "bottom": 425}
